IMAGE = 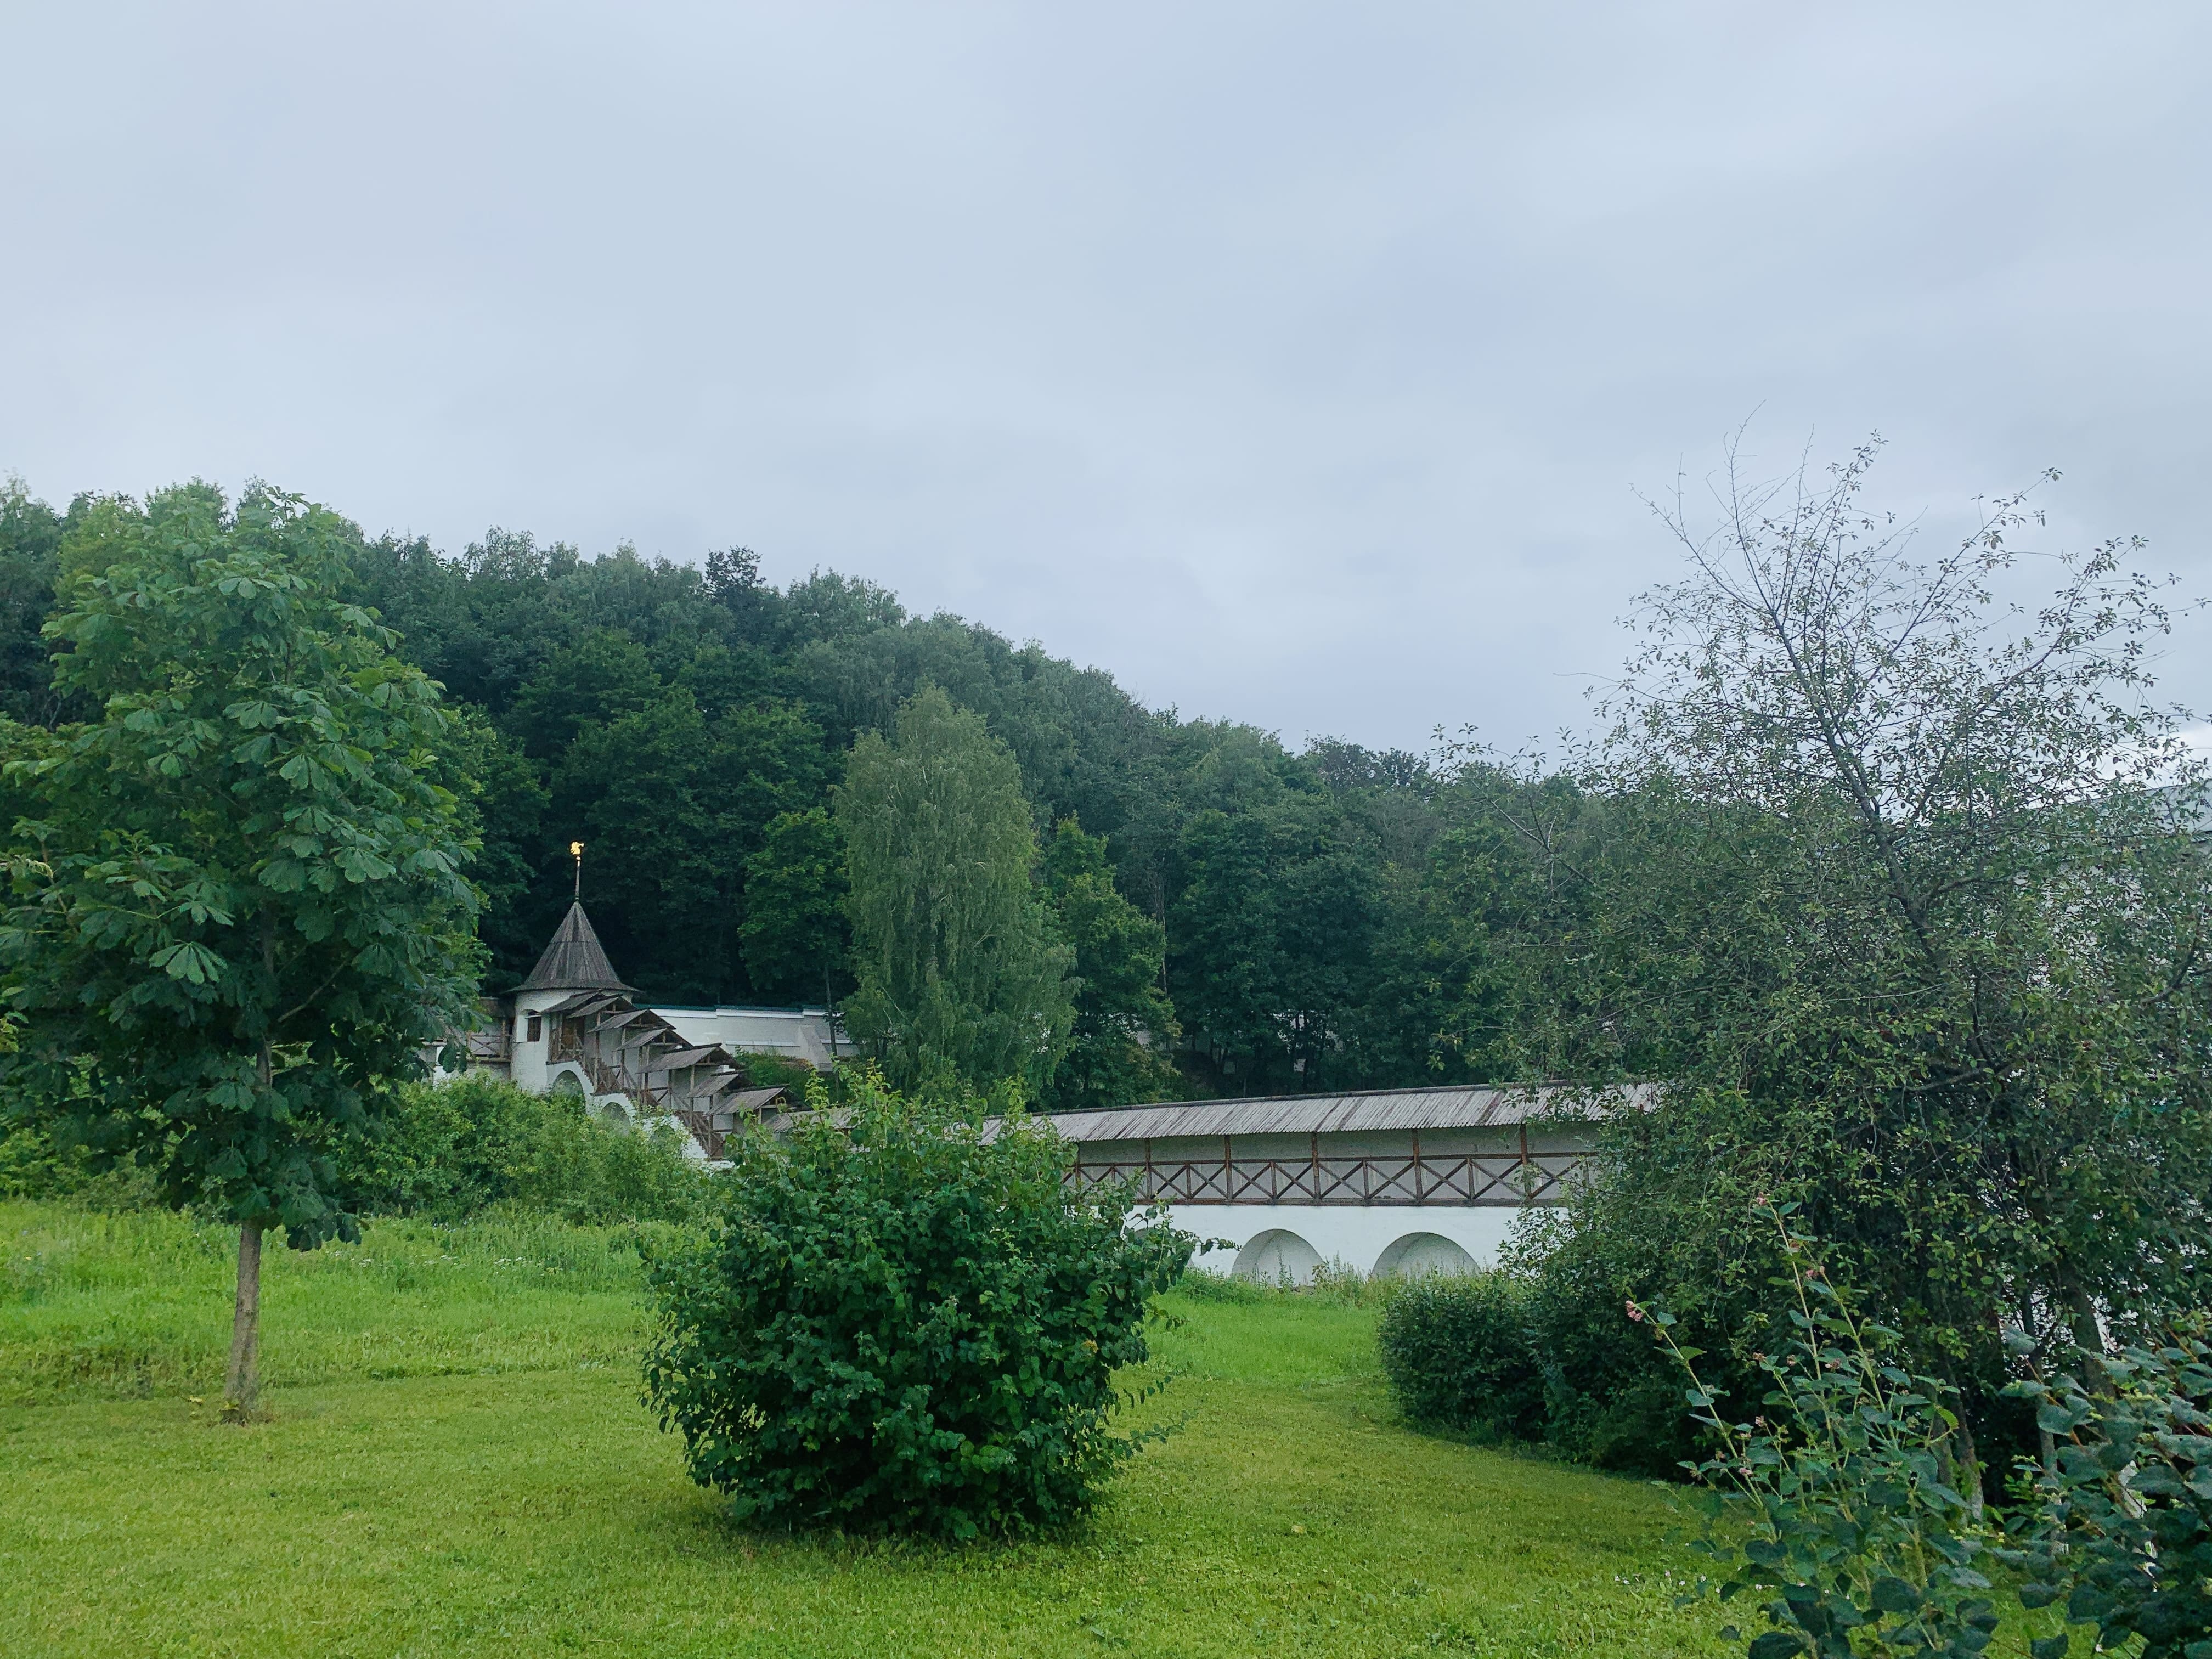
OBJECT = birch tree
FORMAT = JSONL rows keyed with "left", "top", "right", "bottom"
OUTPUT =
{"left": 837, "top": 685, "right": 1071, "bottom": 1094}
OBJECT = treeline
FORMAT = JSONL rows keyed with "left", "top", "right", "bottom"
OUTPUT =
{"left": 0, "top": 475, "right": 1577, "bottom": 1108}
{"left": 4, "top": 450, "right": 2209, "bottom": 1536}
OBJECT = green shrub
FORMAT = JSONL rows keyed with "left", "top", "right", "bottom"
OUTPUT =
{"left": 640, "top": 1072, "right": 1193, "bottom": 1538}
{"left": 1369, "top": 1217, "right": 1708, "bottom": 1474}
{"left": 727, "top": 1051, "right": 821, "bottom": 1097}
{"left": 1649, "top": 1204, "right": 2002, "bottom": 1659}
{"left": 334, "top": 1074, "right": 708, "bottom": 1226}
{"left": 1376, "top": 1271, "right": 1546, "bottom": 1438}
{"left": 1509, "top": 1212, "right": 1711, "bottom": 1477}
{"left": 1999, "top": 1316, "right": 2212, "bottom": 1659}
{"left": 0, "top": 1118, "right": 94, "bottom": 1200}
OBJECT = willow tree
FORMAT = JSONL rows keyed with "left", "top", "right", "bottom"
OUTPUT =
{"left": 0, "top": 482, "right": 481, "bottom": 1414}
{"left": 837, "top": 685, "right": 1071, "bottom": 1094}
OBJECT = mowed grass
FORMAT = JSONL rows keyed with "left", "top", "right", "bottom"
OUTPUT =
{"left": 1, "top": 1200, "right": 1731, "bottom": 1658}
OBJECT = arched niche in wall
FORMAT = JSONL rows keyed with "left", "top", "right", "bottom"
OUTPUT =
{"left": 1372, "top": 1231, "right": 1476, "bottom": 1279}
{"left": 1233, "top": 1228, "right": 1323, "bottom": 1288}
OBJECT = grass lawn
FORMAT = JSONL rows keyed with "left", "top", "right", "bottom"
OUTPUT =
{"left": 2, "top": 1199, "right": 1732, "bottom": 1658}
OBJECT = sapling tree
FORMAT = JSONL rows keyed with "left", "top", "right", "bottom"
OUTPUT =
{"left": 0, "top": 482, "right": 481, "bottom": 1414}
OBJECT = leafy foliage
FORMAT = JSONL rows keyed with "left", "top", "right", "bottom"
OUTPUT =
{"left": 1509, "top": 1212, "right": 1709, "bottom": 1476}
{"left": 1039, "top": 817, "right": 1180, "bottom": 1111}
{"left": 640, "top": 1073, "right": 1192, "bottom": 1538}
{"left": 1369, "top": 1220, "right": 1700, "bottom": 1474}
{"left": 0, "top": 477, "right": 72, "bottom": 727}
{"left": 547, "top": 680, "right": 831, "bottom": 1004}
{"left": 1375, "top": 1272, "right": 1545, "bottom": 1439}
{"left": 738, "top": 806, "right": 850, "bottom": 1006}
{"left": 1167, "top": 781, "right": 1380, "bottom": 1096}
{"left": 1647, "top": 1204, "right": 1999, "bottom": 1659}
{"left": 0, "top": 1118, "right": 94, "bottom": 1200}
{"left": 838, "top": 687, "right": 1073, "bottom": 1093}
{"left": 0, "top": 483, "right": 482, "bottom": 1246}
{"left": 1998, "top": 1320, "right": 2212, "bottom": 1659}
{"left": 332, "top": 1074, "right": 709, "bottom": 1226}
{"left": 1519, "top": 441, "right": 2212, "bottom": 1502}
{"left": 0, "top": 472, "right": 1613, "bottom": 1104}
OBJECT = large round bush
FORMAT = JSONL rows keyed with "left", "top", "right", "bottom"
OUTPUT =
{"left": 1376, "top": 1271, "right": 1547, "bottom": 1438}
{"left": 641, "top": 1075, "right": 1192, "bottom": 1538}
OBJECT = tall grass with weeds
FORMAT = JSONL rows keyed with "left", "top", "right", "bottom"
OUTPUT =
{"left": 1175, "top": 1259, "right": 1400, "bottom": 1307}
{"left": 1, "top": 1198, "right": 679, "bottom": 1404}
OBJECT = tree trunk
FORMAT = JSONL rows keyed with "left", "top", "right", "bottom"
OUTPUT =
{"left": 2065, "top": 1284, "right": 2113, "bottom": 1396}
{"left": 225, "top": 1014, "right": 276, "bottom": 1420}
{"left": 224, "top": 1220, "right": 264, "bottom": 1418}
{"left": 1953, "top": 1409, "right": 1985, "bottom": 1523}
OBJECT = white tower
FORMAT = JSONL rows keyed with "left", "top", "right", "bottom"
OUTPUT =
{"left": 507, "top": 898, "right": 633, "bottom": 1091}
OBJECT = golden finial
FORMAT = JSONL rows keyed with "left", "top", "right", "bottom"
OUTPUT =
{"left": 570, "top": 841, "right": 584, "bottom": 900}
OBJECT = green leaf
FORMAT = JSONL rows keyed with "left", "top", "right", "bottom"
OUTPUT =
{"left": 2016, "top": 1582, "right": 2061, "bottom": 1611}
{"left": 149, "top": 941, "right": 227, "bottom": 985}
{"left": 1746, "top": 1633, "right": 1807, "bottom": 1659}
{"left": 2028, "top": 1638, "right": 2069, "bottom": 1659}
{"left": 1868, "top": 1576, "right": 1920, "bottom": 1615}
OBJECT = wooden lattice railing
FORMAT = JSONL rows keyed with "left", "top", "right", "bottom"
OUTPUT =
{"left": 548, "top": 1026, "right": 672, "bottom": 1112}
{"left": 1065, "top": 1150, "right": 1578, "bottom": 1206}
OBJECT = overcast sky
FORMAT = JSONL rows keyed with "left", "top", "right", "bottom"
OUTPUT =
{"left": 6, "top": 3, "right": 2209, "bottom": 753}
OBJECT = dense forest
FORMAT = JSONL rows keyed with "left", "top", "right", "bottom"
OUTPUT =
{"left": 0, "top": 477, "right": 1560, "bottom": 1107}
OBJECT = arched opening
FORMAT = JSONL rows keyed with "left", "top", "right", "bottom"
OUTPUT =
{"left": 1233, "top": 1228, "right": 1323, "bottom": 1287}
{"left": 550, "top": 1071, "right": 585, "bottom": 1098}
{"left": 597, "top": 1098, "right": 630, "bottom": 1126}
{"left": 1372, "top": 1231, "right": 1476, "bottom": 1279}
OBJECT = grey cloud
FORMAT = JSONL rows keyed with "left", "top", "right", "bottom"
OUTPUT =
{"left": 5, "top": 1, "right": 2208, "bottom": 749}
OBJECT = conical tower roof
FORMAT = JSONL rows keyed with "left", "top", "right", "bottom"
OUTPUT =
{"left": 515, "top": 901, "right": 634, "bottom": 994}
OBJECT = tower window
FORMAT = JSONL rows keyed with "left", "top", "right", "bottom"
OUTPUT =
{"left": 526, "top": 1014, "right": 543, "bottom": 1043}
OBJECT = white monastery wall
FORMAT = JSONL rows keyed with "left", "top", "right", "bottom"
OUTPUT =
{"left": 1166, "top": 1203, "right": 1528, "bottom": 1284}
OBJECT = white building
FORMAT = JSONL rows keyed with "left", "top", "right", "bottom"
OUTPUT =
{"left": 1036, "top": 1086, "right": 1613, "bottom": 1282}
{"left": 473, "top": 905, "right": 1608, "bottom": 1278}
{"left": 656, "top": 1005, "right": 844, "bottom": 1071}
{"left": 461, "top": 900, "right": 798, "bottom": 1159}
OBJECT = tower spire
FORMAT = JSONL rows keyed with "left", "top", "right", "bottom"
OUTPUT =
{"left": 571, "top": 840, "right": 583, "bottom": 901}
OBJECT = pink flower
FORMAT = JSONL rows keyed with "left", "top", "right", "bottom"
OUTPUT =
{"left": 1626, "top": 1301, "right": 1645, "bottom": 1323}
